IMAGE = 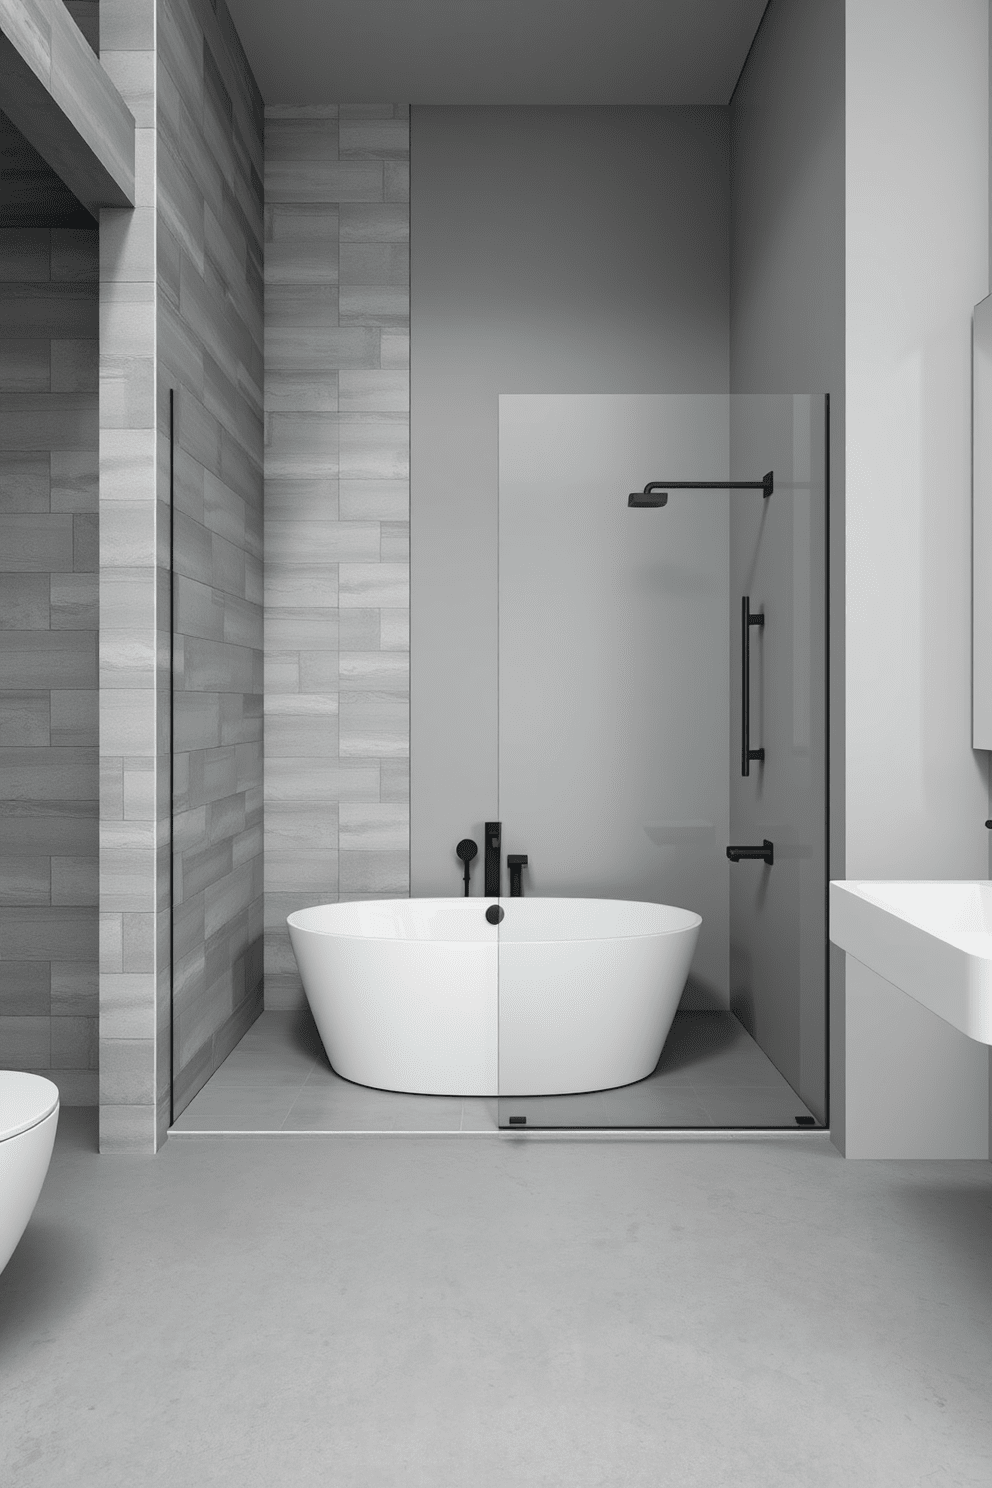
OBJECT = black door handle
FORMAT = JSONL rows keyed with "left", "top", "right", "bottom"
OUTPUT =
{"left": 742, "top": 595, "right": 765, "bottom": 777}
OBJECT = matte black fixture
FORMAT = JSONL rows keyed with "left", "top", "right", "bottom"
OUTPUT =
{"left": 726, "top": 840, "right": 774, "bottom": 865}
{"left": 628, "top": 470, "right": 773, "bottom": 507}
{"left": 486, "top": 904, "right": 504, "bottom": 925}
{"left": 455, "top": 838, "right": 477, "bottom": 897}
{"left": 986, "top": 820, "right": 992, "bottom": 828}
{"left": 508, "top": 1115, "right": 527, "bottom": 1125}
{"left": 795, "top": 1115, "right": 816, "bottom": 1127}
{"left": 507, "top": 854, "right": 528, "bottom": 897}
{"left": 741, "top": 595, "right": 765, "bottom": 776}
{"left": 168, "top": 388, "right": 176, "bottom": 1126}
{"left": 485, "top": 821, "right": 501, "bottom": 897}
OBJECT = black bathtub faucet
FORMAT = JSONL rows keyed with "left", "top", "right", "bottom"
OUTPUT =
{"left": 507, "top": 854, "right": 528, "bottom": 897}
{"left": 485, "top": 821, "right": 501, "bottom": 896}
{"left": 726, "top": 839, "right": 774, "bottom": 866}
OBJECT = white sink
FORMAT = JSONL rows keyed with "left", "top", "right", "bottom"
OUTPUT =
{"left": 829, "top": 880, "right": 992, "bottom": 1044}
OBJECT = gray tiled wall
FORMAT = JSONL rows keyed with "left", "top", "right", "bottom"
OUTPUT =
{"left": 0, "top": 225, "right": 99, "bottom": 1103}
{"left": 99, "top": 0, "right": 162, "bottom": 1151}
{"left": 99, "top": 0, "right": 263, "bottom": 1150}
{"left": 159, "top": 0, "right": 264, "bottom": 1114}
{"left": 263, "top": 105, "right": 410, "bottom": 1009}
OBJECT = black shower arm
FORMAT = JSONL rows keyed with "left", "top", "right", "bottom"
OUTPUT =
{"left": 628, "top": 471, "right": 773, "bottom": 507}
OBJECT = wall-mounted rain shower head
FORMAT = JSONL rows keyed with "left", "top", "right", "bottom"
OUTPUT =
{"left": 629, "top": 484, "right": 668, "bottom": 507}
{"left": 628, "top": 471, "right": 774, "bottom": 507}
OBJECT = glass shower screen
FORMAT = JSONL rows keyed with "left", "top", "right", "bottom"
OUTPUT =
{"left": 495, "top": 394, "right": 827, "bottom": 1131}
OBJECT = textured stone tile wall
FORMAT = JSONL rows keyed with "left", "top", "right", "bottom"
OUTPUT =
{"left": 263, "top": 105, "right": 410, "bottom": 1009}
{"left": 98, "top": 0, "right": 263, "bottom": 1150}
{"left": 99, "top": 0, "right": 162, "bottom": 1151}
{"left": 63, "top": 1, "right": 99, "bottom": 53}
{"left": 0, "top": 225, "right": 99, "bottom": 1103}
{"left": 159, "top": 0, "right": 264, "bottom": 1115}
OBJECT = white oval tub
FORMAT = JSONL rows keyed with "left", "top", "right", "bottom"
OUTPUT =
{"left": 287, "top": 898, "right": 700, "bottom": 1097}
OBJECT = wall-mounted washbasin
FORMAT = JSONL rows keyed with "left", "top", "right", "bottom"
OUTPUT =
{"left": 829, "top": 880, "right": 992, "bottom": 1045}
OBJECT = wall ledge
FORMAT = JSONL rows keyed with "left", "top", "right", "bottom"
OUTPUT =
{"left": 0, "top": 0, "right": 134, "bottom": 214}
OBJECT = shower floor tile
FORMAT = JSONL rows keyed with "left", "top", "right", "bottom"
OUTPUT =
{"left": 169, "top": 1008, "right": 819, "bottom": 1135}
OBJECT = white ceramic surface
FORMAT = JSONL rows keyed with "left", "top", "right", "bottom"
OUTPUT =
{"left": 0, "top": 1073, "right": 59, "bottom": 1277}
{"left": 288, "top": 898, "right": 701, "bottom": 1096}
{"left": 829, "top": 880, "right": 992, "bottom": 1044}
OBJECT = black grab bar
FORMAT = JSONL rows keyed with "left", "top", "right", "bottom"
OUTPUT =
{"left": 741, "top": 595, "right": 765, "bottom": 777}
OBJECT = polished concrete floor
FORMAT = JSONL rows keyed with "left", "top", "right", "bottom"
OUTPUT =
{"left": 1, "top": 1112, "right": 991, "bottom": 1486}
{"left": 171, "top": 1009, "right": 818, "bottom": 1134}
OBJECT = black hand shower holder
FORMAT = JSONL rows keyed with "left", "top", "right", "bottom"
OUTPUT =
{"left": 455, "top": 839, "right": 477, "bottom": 897}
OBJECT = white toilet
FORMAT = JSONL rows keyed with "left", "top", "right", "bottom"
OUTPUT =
{"left": 0, "top": 1072, "right": 59, "bottom": 1278}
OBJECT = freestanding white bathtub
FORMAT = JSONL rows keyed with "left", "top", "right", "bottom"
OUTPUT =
{"left": 287, "top": 898, "right": 701, "bottom": 1097}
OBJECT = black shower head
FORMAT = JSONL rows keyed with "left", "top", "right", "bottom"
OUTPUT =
{"left": 628, "top": 471, "right": 773, "bottom": 506}
{"left": 456, "top": 838, "right": 478, "bottom": 862}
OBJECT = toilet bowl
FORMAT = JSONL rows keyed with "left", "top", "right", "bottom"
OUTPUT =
{"left": 0, "top": 1073, "right": 59, "bottom": 1278}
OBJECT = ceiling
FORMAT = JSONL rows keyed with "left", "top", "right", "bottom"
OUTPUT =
{"left": 225, "top": 0, "right": 769, "bottom": 106}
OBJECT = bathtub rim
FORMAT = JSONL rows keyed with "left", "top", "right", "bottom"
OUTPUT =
{"left": 287, "top": 895, "right": 703, "bottom": 946}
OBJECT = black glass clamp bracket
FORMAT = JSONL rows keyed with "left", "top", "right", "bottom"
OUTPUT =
{"left": 726, "top": 840, "right": 774, "bottom": 866}
{"left": 628, "top": 471, "right": 773, "bottom": 507}
{"left": 742, "top": 595, "right": 765, "bottom": 777}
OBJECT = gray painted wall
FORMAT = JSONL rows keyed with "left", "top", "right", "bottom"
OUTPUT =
{"left": 410, "top": 105, "right": 731, "bottom": 895}
{"left": 728, "top": 0, "right": 844, "bottom": 1137}
{"left": 841, "top": 0, "right": 989, "bottom": 1156}
{"left": 160, "top": 0, "right": 265, "bottom": 1114}
{"left": 263, "top": 105, "right": 410, "bottom": 1011}
{"left": 0, "top": 225, "right": 99, "bottom": 1104}
{"left": 499, "top": 394, "right": 731, "bottom": 1005}
{"left": 728, "top": 394, "right": 828, "bottom": 1121}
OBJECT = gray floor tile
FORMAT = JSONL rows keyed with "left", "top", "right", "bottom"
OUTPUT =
{"left": 693, "top": 1085, "right": 816, "bottom": 1128}
{"left": 599, "top": 1088, "right": 714, "bottom": 1128}
{"left": 172, "top": 1087, "right": 300, "bottom": 1131}
{"left": 283, "top": 1083, "right": 463, "bottom": 1132}
{"left": 499, "top": 1092, "right": 609, "bottom": 1128}
{"left": 12, "top": 1111, "right": 992, "bottom": 1488}
{"left": 206, "top": 1052, "right": 319, "bottom": 1086}
{"left": 170, "top": 1008, "right": 817, "bottom": 1135}
{"left": 460, "top": 1098, "right": 498, "bottom": 1132}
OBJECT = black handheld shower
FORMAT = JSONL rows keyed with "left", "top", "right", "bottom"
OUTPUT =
{"left": 456, "top": 839, "right": 478, "bottom": 897}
